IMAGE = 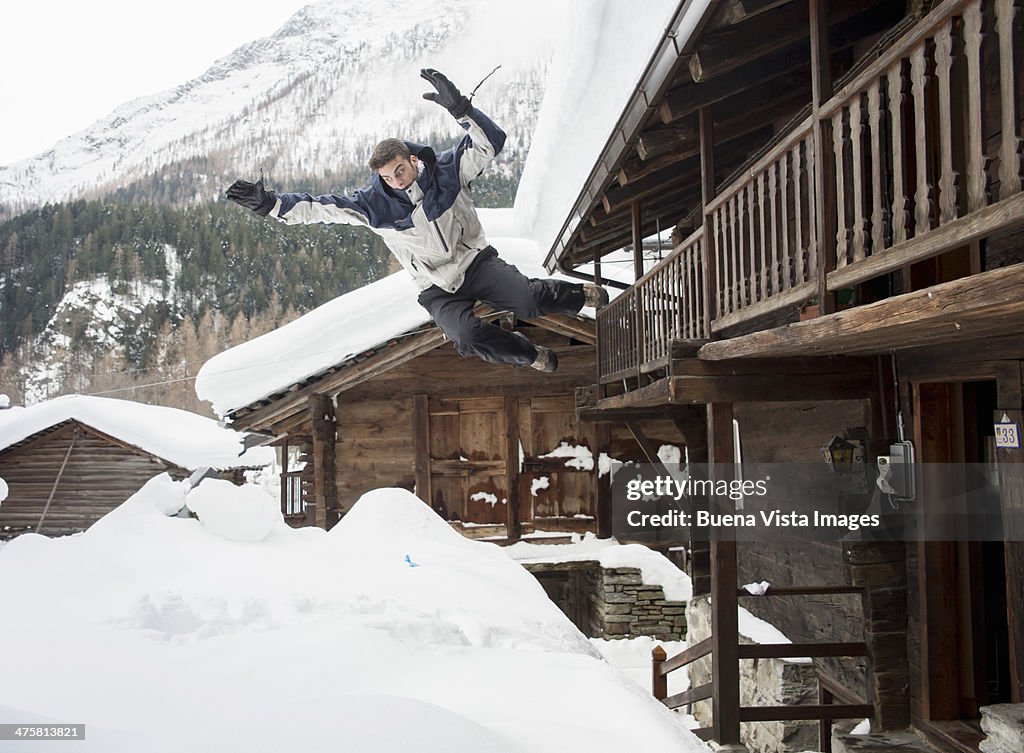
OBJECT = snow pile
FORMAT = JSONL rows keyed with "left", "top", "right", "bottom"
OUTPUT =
{"left": 0, "top": 476, "right": 7, "bottom": 504}
{"left": 186, "top": 479, "right": 281, "bottom": 542}
{"left": 0, "top": 480, "right": 707, "bottom": 753}
{"left": 0, "top": 394, "right": 272, "bottom": 470}
{"left": 506, "top": 533, "right": 693, "bottom": 602}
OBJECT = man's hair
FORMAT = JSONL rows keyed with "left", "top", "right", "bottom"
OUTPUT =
{"left": 368, "top": 139, "right": 412, "bottom": 171}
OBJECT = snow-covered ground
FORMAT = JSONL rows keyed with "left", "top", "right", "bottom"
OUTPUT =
{"left": 0, "top": 478, "right": 708, "bottom": 753}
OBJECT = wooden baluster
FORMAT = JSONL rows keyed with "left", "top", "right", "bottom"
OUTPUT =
{"left": 911, "top": 42, "right": 934, "bottom": 235}
{"left": 887, "top": 60, "right": 909, "bottom": 245}
{"left": 806, "top": 132, "right": 819, "bottom": 279}
{"left": 730, "top": 195, "right": 740, "bottom": 312}
{"left": 996, "top": 0, "right": 1022, "bottom": 199}
{"left": 757, "top": 171, "right": 769, "bottom": 300}
{"left": 782, "top": 148, "right": 790, "bottom": 290}
{"left": 713, "top": 208, "right": 725, "bottom": 317}
{"left": 687, "top": 247, "right": 696, "bottom": 339}
{"left": 849, "top": 94, "right": 867, "bottom": 262}
{"left": 832, "top": 110, "right": 849, "bottom": 267}
{"left": 868, "top": 79, "right": 887, "bottom": 255}
{"left": 963, "top": 0, "right": 988, "bottom": 212}
{"left": 695, "top": 243, "right": 703, "bottom": 338}
{"left": 746, "top": 183, "right": 757, "bottom": 305}
{"left": 792, "top": 141, "right": 803, "bottom": 286}
{"left": 935, "top": 19, "right": 959, "bottom": 224}
{"left": 769, "top": 161, "right": 781, "bottom": 296}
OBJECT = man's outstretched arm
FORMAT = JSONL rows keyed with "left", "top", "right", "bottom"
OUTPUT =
{"left": 420, "top": 68, "right": 506, "bottom": 186}
{"left": 225, "top": 179, "right": 373, "bottom": 227}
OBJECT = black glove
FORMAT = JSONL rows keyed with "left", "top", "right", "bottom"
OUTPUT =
{"left": 420, "top": 68, "right": 471, "bottom": 118}
{"left": 225, "top": 178, "right": 276, "bottom": 216}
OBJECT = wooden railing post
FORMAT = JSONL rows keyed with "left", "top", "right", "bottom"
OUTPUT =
{"left": 699, "top": 106, "right": 717, "bottom": 335}
{"left": 652, "top": 644, "right": 668, "bottom": 701}
{"left": 810, "top": 0, "right": 838, "bottom": 316}
{"left": 708, "top": 401, "right": 740, "bottom": 745}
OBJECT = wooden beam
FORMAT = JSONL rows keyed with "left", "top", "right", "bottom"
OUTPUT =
{"left": 995, "top": 408, "right": 1024, "bottom": 702}
{"left": 504, "top": 395, "right": 521, "bottom": 542}
{"left": 636, "top": 121, "right": 698, "bottom": 161}
{"left": 698, "top": 262, "right": 1024, "bottom": 360}
{"left": 699, "top": 105, "right": 717, "bottom": 330}
{"left": 708, "top": 401, "right": 740, "bottom": 745}
{"left": 594, "top": 420, "right": 612, "bottom": 538}
{"left": 690, "top": 0, "right": 879, "bottom": 82}
{"left": 659, "top": 51, "right": 811, "bottom": 125}
{"left": 739, "top": 704, "right": 874, "bottom": 722}
{"left": 413, "top": 393, "right": 431, "bottom": 508}
{"left": 810, "top": 0, "right": 837, "bottom": 317}
{"left": 308, "top": 394, "right": 337, "bottom": 529}
{"left": 710, "top": 0, "right": 794, "bottom": 27}
{"left": 625, "top": 420, "right": 670, "bottom": 472}
{"left": 527, "top": 314, "right": 596, "bottom": 345}
{"left": 605, "top": 158, "right": 701, "bottom": 215}
{"left": 631, "top": 201, "right": 645, "bottom": 281}
{"left": 827, "top": 192, "right": 1024, "bottom": 290}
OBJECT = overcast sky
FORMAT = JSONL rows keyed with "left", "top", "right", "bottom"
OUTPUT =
{"left": 0, "top": 1, "right": 313, "bottom": 165}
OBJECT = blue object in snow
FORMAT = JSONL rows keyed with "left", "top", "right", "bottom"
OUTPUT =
{"left": 405, "top": 554, "right": 420, "bottom": 567}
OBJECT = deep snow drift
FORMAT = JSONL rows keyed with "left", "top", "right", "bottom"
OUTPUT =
{"left": 0, "top": 478, "right": 708, "bottom": 753}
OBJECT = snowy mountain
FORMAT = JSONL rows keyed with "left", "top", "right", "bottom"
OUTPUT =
{"left": 0, "top": 0, "right": 566, "bottom": 213}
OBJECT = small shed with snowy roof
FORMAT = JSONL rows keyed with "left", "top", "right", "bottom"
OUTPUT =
{"left": 196, "top": 226, "right": 662, "bottom": 539}
{"left": 0, "top": 395, "right": 273, "bottom": 539}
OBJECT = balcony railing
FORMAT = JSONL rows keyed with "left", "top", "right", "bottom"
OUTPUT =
{"left": 596, "top": 0, "right": 1024, "bottom": 385}
{"left": 598, "top": 228, "right": 706, "bottom": 383}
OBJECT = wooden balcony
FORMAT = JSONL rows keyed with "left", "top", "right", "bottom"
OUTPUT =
{"left": 596, "top": 0, "right": 1024, "bottom": 388}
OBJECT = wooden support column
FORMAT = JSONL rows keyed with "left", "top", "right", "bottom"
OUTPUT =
{"left": 631, "top": 200, "right": 645, "bottom": 281}
{"left": 594, "top": 421, "right": 613, "bottom": 539}
{"left": 708, "top": 401, "right": 740, "bottom": 746}
{"left": 699, "top": 106, "right": 717, "bottom": 335}
{"left": 413, "top": 394, "right": 432, "bottom": 510}
{"left": 677, "top": 406, "right": 710, "bottom": 597}
{"left": 810, "top": 0, "right": 838, "bottom": 316}
{"left": 995, "top": 363, "right": 1024, "bottom": 702}
{"left": 308, "top": 394, "right": 338, "bottom": 530}
{"left": 504, "top": 395, "right": 522, "bottom": 542}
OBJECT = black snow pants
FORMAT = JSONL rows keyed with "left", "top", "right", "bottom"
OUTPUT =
{"left": 417, "top": 246, "right": 585, "bottom": 366}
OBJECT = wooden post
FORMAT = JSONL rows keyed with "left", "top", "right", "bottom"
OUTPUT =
{"left": 652, "top": 644, "right": 668, "bottom": 700}
{"left": 708, "top": 401, "right": 740, "bottom": 745}
{"left": 995, "top": 406, "right": 1024, "bottom": 703}
{"left": 595, "top": 421, "right": 613, "bottom": 539}
{"left": 308, "top": 395, "right": 337, "bottom": 530}
{"left": 504, "top": 395, "right": 522, "bottom": 542}
{"left": 631, "top": 200, "right": 645, "bottom": 281}
{"left": 699, "top": 106, "right": 717, "bottom": 335}
{"left": 810, "top": 0, "right": 838, "bottom": 315}
{"left": 413, "top": 393, "right": 432, "bottom": 508}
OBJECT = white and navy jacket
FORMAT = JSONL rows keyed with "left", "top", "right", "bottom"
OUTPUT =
{"left": 270, "top": 107, "right": 506, "bottom": 293}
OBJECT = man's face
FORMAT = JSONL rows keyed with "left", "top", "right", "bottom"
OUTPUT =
{"left": 378, "top": 155, "right": 419, "bottom": 191}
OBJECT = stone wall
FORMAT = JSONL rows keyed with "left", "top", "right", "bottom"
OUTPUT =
{"left": 523, "top": 561, "right": 687, "bottom": 641}
{"left": 587, "top": 566, "right": 687, "bottom": 641}
{"left": 686, "top": 595, "right": 819, "bottom": 753}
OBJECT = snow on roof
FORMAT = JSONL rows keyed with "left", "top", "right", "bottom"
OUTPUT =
{"left": 512, "top": 0, "right": 686, "bottom": 251}
{"left": 0, "top": 395, "right": 272, "bottom": 470}
{"left": 196, "top": 211, "right": 593, "bottom": 417}
{"left": 0, "top": 480, "right": 709, "bottom": 753}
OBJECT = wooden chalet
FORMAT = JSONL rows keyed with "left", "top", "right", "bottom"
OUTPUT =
{"left": 219, "top": 286, "right": 675, "bottom": 540}
{"left": 544, "top": 0, "right": 1024, "bottom": 751}
{"left": 0, "top": 396, "right": 268, "bottom": 539}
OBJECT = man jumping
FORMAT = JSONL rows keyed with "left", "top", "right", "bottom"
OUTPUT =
{"left": 226, "top": 68, "right": 606, "bottom": 373}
